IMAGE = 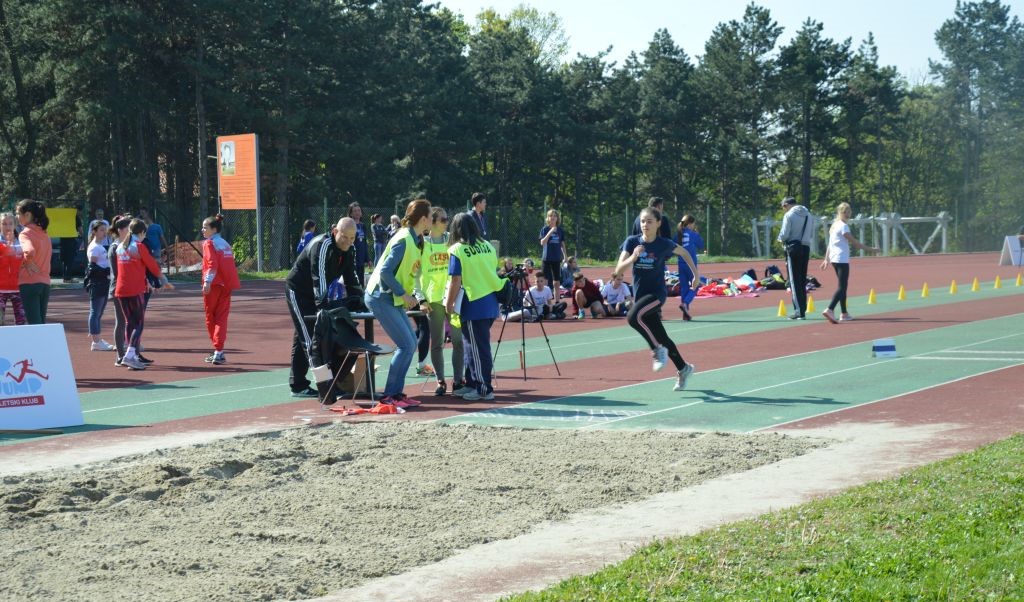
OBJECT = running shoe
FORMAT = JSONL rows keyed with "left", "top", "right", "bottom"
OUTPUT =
{"left": 576, "top": 310, "right": 586, "bottom": 320}
{"left": 121, "top": 356, "right": 147, "bottom": 371}
{"left": 114, "top": 356, "right": 123, "bottom": 367}
{"left": 481, "top": 388, "right": 495, "bottom": 401}
{"left": 452, "top": 384, "right": 476, "bottom": 397}
{"left": 840, "top": 313, "right": 854, "bottom": 321}
{"left": 415, "top": 365, "right": 435, "bottom": 377}
{"left": 673, "top": 363, "right": 695, "bottom": 391}
{"left": 211, "top": 354, "right": 226, "bottom": 365}
{"left": 136, "top": 354, "right": 154, "bottom": 365}
{"left": 290, "top": 387, "right": 319, "bottom": 398}
{"left": 90, "top": 340, "right": 115, "bottom": 351}
{"left": 821, "top": 309, "right": 838, "bottom": 324}
{"left": 434, "top": 381, "right": 447, "bottom": 396}
{"left": 652, "top": 345, "right": 668, "bottom": 372}
{"left": 681, "top": 305, "right": 692, "bottom": 321}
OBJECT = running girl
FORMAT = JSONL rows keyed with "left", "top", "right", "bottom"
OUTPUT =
{"left": 0, "top": 213, "right": 25, "bottom": 325}
{"left": 616, "top": 207, "right": 699, "bottom": 391}
{"left": 201, "top": 214, "right": 241, "bottom": 364}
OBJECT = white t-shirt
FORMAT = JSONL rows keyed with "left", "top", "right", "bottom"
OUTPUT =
{"left": 525, "top": 285, "right": 553, "bottom": 307}
{"left": 88, "top": 240, "right": 110, "bottom": 269}
{"left": 827, "top": 221, "right": 851, "bottom": 264}
{"left": 601, "top": 282, "right": 631, "bottom": 304}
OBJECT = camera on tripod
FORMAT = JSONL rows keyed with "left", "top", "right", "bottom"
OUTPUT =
{"left": 505, "top": 263, "right": 528, "bottom": 282}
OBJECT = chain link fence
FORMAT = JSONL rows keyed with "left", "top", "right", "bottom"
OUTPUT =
{"left": 157, "top": 201, "right": 640, "bottom": 275}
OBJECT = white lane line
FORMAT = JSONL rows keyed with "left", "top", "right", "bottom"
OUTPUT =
{"left": 755, "top": 363, "right": 1022, "bottom": 432}
{"left": 83, "top": 383, "right": 288, "bottom": 414}
{"left": 908, "top": 356, "right": 1024, "bottom": 362}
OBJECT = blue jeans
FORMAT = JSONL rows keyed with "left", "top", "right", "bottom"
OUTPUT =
{"left": 88, "top": 293, "right": 108, "bottom": 335}
{"left": 365, "top": 292, "right": 416, "bottom": 397}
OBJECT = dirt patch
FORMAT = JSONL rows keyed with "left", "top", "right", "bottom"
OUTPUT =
{"left": 0, "top": 422, "right": 824, "bottom": 602}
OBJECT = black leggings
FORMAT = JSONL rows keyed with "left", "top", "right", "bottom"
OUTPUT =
{"left": 627, "top": 294, "right": 686, "bottom": 371}
{"left": 542, "top": 261, "right": 560, "bottom": 290}
{"left": 414, "top": 314, "right": 430, "bottom": 363}
{"left": 828, "top": 263, "right": 850, "bottom": 313}
{"left": 116, "top": 294, "right": 146, "bottom": 351}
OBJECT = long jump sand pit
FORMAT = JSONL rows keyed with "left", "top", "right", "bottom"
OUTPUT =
{"left": 1, "top": 422, "right": 823, "bottom": 602}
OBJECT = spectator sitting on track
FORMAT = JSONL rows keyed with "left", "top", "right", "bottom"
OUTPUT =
{"left": 570, "top": 272, "right": 607, "bottom": 319}
{"left": 296, "top": 219, "right": 316, "bottom": 255}
{"left": 526, "top": 272, "right": 566, "bottom": 320}
{"left": 498, "top": 256, "right": 516, "bottom": 277}
{"left": 601, "top": 272, "right": 633, "bottom": 316}
{"left": 560, "top": 255, "right": 578, "bottom": 292}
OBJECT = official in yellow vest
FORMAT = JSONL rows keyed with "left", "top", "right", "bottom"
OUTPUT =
{"left": 414, "top": 207, "right": 464, "bottom": 397}
{"left": 365, "top": 199, "right": 432, "bottom": 407}
{"left": 444, "top": 212, "right": 504, "bottom": 401}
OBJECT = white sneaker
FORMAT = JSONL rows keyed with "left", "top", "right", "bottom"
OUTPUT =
{"left": 674, "top": 363, "right": 695, "bottom": 391}
{"left": 121, "top": 356, "right": 147, "bottom": 370}
{"left": 90, "top": 340, "right": 115, "bottom": 351}
{"left": 652, "top": 345, "right": 668, "bottom": 372}
{"left": 821, "top": 309, "right": 838, "bottom": 324}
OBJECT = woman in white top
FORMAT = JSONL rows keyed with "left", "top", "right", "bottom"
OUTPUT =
{"left": 85, "top": 221, "right": 115, "bottom": 350}
{"left": 820, "top": 202, "right": 879, "bottom": 323}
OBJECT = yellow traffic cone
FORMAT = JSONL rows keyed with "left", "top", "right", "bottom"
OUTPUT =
{"left": 897, "top": 285, "right": 906, "bottom": 301}
{"left": 949, "top": 280, "right": 957, "bottom": 294}
{"left": 921, "top": 282, "right": 930, "bottom": 298}
{"left": 994, "top": 275, "right": 1002, "bottom": 289}
{"left": 971, "top": 277, "right": 980, "bottom": 292}
{"left": 867, "top": 288, "right": 877, "bottom": 305}
{"left": 777, "top": 299, "right": 787, "bottom": 317}
{"left": 807, "top": 295, "right": 816, "bottom": 312}
{"left": 1017, "top": 273, "right": 1023, "bottom": 287}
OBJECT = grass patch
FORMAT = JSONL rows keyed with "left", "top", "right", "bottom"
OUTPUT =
{"left": 504, "top": 434, "right": 1024, "bottom": 601}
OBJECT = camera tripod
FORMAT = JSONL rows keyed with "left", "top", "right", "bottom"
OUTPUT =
{"left": 493, "top": 271, "right": 561, "bottom": 380}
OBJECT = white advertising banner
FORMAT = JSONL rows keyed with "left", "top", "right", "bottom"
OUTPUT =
{"left": 0, "top": 324, "right": 83, "bottom": 430}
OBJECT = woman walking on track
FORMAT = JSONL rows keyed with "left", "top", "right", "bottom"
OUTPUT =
{"left": 616, "top": 207, "right": 699, "bottom": 391}
{"left": 820, "top": 202, "right": 879, "bottom": 324}
{"left": 0, "top": 212, "right": 26, "bottom": 325}
{"left": 85, "top": 220, "right": 115, "bottom": 350}
{"left": 675, "top": 214, "right": 704, "bottom": 321}
{"left": 538, "top": 209, "right": 567, "bottom": 290}
{"left": 201, "top": 214, "right": 241, "bottom": 364}
{"left": 115, "top": 218, "right": 173, "bottom": 370}
{"left": 365, "top": 199, "right": 432, "bottom": 408}
{"left": 445, "top": 212, "right": 503, "bottom": 401}
{"left": 417, "top": 207, "right": 464, "bottom": 396}
{"left": 16, "top": 200, "right": 52, "bottom": 325}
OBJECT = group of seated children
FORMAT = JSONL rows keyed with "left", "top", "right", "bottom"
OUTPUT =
{"left": 501, "top": 254, "right": 634, "bottom": 321}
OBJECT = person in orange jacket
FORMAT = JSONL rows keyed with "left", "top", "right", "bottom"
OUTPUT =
{"left": 200, "top": 214, "right": 240, "bottom": 365}
{"left": 115, "top": 218, "right": 173, "bottom": 370}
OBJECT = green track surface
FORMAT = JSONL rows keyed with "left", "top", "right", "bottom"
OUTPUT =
{"left": 3, "top": 282, "right": 1021, "bottom": 445}
{"left": 445, "top": 313, "right": 1024, "bottom": 431}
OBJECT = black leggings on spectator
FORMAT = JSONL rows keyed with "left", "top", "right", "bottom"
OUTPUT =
{"left": 828, "top": 262, "right": 850, "bottom": 314}
{"left": 627, "top": 293, "right": 686, "bottom": 371}
{"left": 542, "top": 261, "right": 560, "bottom": 290}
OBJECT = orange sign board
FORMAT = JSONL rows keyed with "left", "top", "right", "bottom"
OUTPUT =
{"left": 216, "top": 133, "right": 260, "bottom": 210}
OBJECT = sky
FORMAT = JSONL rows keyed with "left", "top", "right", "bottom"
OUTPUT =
{"left": 435, "top": 0, "right": 1024, "bottom": 84}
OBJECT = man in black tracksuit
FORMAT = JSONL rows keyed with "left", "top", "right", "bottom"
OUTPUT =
{"left": 285, "top": 217, "right": 363, "bottom": 396}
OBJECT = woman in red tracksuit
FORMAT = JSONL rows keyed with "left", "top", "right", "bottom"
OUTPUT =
{"left": 115, "top": 218, "right": 173, "bottom": 370}
{"left": 0, "top": 212, "right": 26, "bottom": 325}
{"left": 200, "top": 214, "right": 240, "bottom": 365}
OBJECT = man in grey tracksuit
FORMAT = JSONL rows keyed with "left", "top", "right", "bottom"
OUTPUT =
{"left": 777, "top": 197, "right": 813, "bottom": 319}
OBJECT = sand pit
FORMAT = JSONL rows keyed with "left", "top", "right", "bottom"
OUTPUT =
{"left": 1, "top": 422, "right": 824, "bottom": 602}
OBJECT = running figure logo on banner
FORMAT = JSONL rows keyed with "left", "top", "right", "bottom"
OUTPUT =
{"left": 0, "top": 357, "right": 51, "bottom": 407}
